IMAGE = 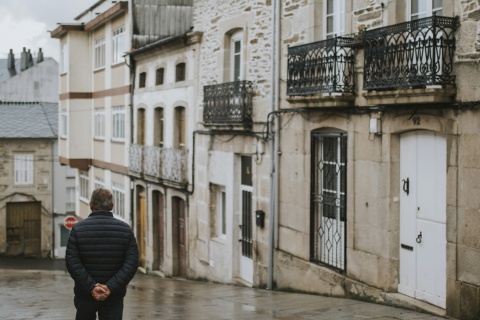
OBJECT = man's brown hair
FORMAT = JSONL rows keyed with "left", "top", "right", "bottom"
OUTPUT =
{"left": 90, "top": 188, "right": 114, "bottom": 211}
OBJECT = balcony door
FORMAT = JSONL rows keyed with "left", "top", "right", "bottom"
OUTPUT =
{"left": 230, "top": 31, "right": 243, "bottom": 82}
{"left": 409, "top": 0, "right": 442, "bottom": 20}
{"left": 408, "top": 0, "right": 444, "bottom": 83}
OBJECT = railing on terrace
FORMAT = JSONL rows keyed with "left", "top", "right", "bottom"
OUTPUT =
{"left": 129, "top": 144, "right": 144, "bottom": 173}
{"left": 287, "top": 36, "right": 356, "bottom": 96}
{"left": 203, "top": 80, "right": 253, "bottom": 125}
{"left": 364, "top": 15, "right": 458, "bottom": 90}
{"left": 143, "top": 146, "right": 188, "bottom": 184}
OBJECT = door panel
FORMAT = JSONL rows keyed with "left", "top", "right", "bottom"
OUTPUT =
{"left": 399, "top": 131, "right": 446, "bottom": 308}
{"left": 6, "top": 202, "right": 41, "bottom": 257}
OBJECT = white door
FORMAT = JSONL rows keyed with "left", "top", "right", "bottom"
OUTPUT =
{"left": 399, "top": 131, "right": 446, "bottom": 308}
{"left": 239, "top": 185, "right": 253, "bottom": 283}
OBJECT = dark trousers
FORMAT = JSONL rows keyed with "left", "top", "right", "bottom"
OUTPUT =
{"left": 74, "top": 297, "right": 124, "bottom": 320}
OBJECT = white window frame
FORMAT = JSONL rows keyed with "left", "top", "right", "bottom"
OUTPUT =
{"left": 79, "top": 171, "right": 90, "bottom": 203}
{"left": 94, "top": 109, "right": 105, "bottom": 139}
{"left": 94, "top": 176, "right": 105, "bottom": 190}
{"left": 324, "top": 0, "right": 345, "bottom": 39}
{"left": 112, "top": 106, "right": 125, "bottom": 141}
{"left": 230, "top": 31, "right": 244, "bottom": 82}
{"left": 14, "top": 154, "right": 33, "bottom": 185}
{"left": 112, "top": 182, "right": 125, "bottom": 219}
{"left": 60, "top": 109, "right": 67, "bottom": 138}
{"left": 94, "top": 36, "right": 106, "bottom": 70}
{"left": 66, "top": 186, "right": 76, "bottom": 212}
{"left": 112, "top": 25, "right": 125, "bottom": 65}
{"left": 408, "top": 0, "right": 443, "bottom": 20}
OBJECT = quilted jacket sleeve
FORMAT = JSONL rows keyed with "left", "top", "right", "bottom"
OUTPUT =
{"left": 65, "top": 227, "right": 96, "bottom": 295}
{"left": 105, "top": 230, "right": 139, "bottom": 294}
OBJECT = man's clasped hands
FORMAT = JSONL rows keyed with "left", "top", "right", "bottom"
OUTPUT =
{"left": 91, "top": 283, "right": 111, "bottom": 301}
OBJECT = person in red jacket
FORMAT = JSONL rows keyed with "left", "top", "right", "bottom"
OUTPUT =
{"left": 66, "top": 188, "right": 139, "bottom": 320}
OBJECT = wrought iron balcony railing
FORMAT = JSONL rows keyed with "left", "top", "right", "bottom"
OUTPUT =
{"left": 143, "top": 146, "right": 188, "bottom": 184}
{"left": 203, "top": 80, "right": 253, "bottom": 125}
{"left": 287, "top": 36, "right": 356, "bottom": 96}
{"left": 364, "top": 15, "right": 458, "bottom": 90}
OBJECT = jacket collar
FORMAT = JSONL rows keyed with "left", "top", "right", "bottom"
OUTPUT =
{"left": 89, "top": 210, "right": 113, "bottom": 217}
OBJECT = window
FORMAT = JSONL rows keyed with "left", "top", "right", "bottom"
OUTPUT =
{"left": 230, "top": 32, "right": 243, "bottom": 81}
{"left": 94, "top": 109, "right": 105, "bottom": 139}
{"left": 112, "top": 106, "right": 125, "bottom": 140}
{"left": 156, "top": 68, "right": 164, "bottom": 85}
{"left": 410, "top": 0, "right": 442, "bottom": 20}
{"left": 325, "top": 0, "right": 345, "bottom": 39}
{"left": 154, "top": 107, "right": 164, "bottom": 147}
{"left": 112, "top": 182, "right": 125, "bottom": 219}
{"left": 311, "top": 131, "right": 347, "bottom": 271}
{"left": 94, "top": 176, "right": 105, "bottom": 189}
{"left": 60, "top": 109, "right": 67, "bottom": 137}
{"left": 139, "top": 72, "right": 146, "bottom": 88}
{"left": 79, "top": 171, "right": 90, "bottom": 202}
{"left": 94, "top": 36, "right": 106, "bottom": 69}
{"left": 174, "top": 107, "right": 186, "bottom": 150}
{"left": 175, "top": 63, "right": 186, "bottom": 82}
{"left": 210, "top": 184, "right": 226, "bottom": 238}
{"left": 137, "top": 108, "right": 146, "bottom": 145}
{"left": 112, "top": 25, "right": 125, "bottom": 64}
{"left": 14, "top": 154, "right": 33, "bottom": 185}
{"left": 66, "top": 187, "right": 76, "bottom": 212}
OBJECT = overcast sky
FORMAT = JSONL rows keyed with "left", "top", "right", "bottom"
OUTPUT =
{"left": 0, "top": 0, "right": 98, "bottom": 62}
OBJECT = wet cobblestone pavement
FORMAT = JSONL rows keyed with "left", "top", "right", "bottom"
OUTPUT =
{"left": 0, "top": 258, "right": 447, "bottom": 319}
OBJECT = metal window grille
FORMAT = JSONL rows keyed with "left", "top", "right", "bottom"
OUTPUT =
{"left": 240, "top": 190, "right": 253, "bottom": 258}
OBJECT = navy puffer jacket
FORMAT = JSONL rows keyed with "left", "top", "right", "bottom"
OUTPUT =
{"left": 66, "top": 211, "right": 139, "bottom": 301}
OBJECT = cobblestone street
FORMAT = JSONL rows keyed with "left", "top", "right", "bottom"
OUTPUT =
{"left": 0, "top": 258, "right": 448, "bottom": 320}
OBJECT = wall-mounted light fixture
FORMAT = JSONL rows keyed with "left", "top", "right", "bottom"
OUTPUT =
{"left": 369, "top": 117, "right": 382, "bottom": 135}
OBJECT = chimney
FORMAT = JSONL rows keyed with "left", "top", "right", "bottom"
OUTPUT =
{"left": 27, "top": 49, "right": 34, "bottom": 68}
{"left": 37, "top": 48, "right": 44, "bottom": 63}
{"left": 7, "top": 49, "right": 15, "bottom": 70}
{"left": 20, "top": 47, "right": 28, "bottom": 71}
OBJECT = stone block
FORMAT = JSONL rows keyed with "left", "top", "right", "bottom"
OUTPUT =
{"left": 460, "top": 282, "right": 480, "bottom": 320}
{"left": 458, "top": 207, "right": 480, "bottom": 249}
{"left": 353, "top": 223, "right": 390, "bottom": 258}
{"left": 458, "top": 245, "right": 480, "bottom": 286}
{"left": 446, "top": 279, "right": 461, "bottom": 319}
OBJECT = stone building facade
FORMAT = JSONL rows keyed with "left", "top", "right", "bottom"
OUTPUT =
{"left": 268, "top": 0, "right": 480, "bottom": 319}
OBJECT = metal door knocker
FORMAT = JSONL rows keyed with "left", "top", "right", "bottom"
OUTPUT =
{"left": 416, "top": 231, "right": 422, "bottom": 243}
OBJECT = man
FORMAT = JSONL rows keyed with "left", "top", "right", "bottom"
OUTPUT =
{"left": 66, "top": 188, "right": 139, "bottom": 320}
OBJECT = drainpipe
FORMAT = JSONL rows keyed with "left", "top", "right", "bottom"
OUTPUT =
{"left": 268, "top": 0, "right": 280, "bottom": 291}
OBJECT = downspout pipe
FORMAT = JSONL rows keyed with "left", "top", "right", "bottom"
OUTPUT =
{"left": 268, "top": 0, "right": 280, "bottom": 291}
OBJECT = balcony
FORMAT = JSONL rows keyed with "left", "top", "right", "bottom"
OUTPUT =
{"left": 203, "top": 80, "right": 253, "bottom": 126}
{"left": 129, "top": 144, "right": 188, "bottom": 185}
{"left": 364, "top": 15, "right": 458, "bottom": 91}
{"left": 287, "top": 36, "right": 356, "bottom": 96}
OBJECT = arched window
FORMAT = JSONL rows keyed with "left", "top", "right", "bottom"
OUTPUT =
{"left": 156, "top": 68, "right": 164, "bottom": 85}
{"left": 230, "top": 31, "right": 243, "bottom": 81}
{"left": 175, "top": 63, "right": 186, "bottom": 82}
{"left": 139, "top": 72, "right": 147, "bottom": 88}
{"left": 137, "top": 108, "right": 146, "bottom": 145}
{"left": 174, "top": 106, "right": 186, "bottom": 150}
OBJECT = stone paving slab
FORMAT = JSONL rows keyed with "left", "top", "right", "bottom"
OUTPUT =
{"left": 0, "top": 259, "right": 448, "bottom": 320}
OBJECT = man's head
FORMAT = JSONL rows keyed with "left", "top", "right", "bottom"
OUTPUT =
{"left": 90, "top": 188, "right": 114, "bottom": 212}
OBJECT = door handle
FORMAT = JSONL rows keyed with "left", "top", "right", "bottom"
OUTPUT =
{"left": 416, "top": 231, "right": 422, "bottom": 243}
{"left": 402, "top": 178, "right": 409, "bottom": 195}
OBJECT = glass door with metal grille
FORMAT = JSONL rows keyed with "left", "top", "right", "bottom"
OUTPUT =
{"left": 311, "top": 132, "right": 347, "bottom": 271}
